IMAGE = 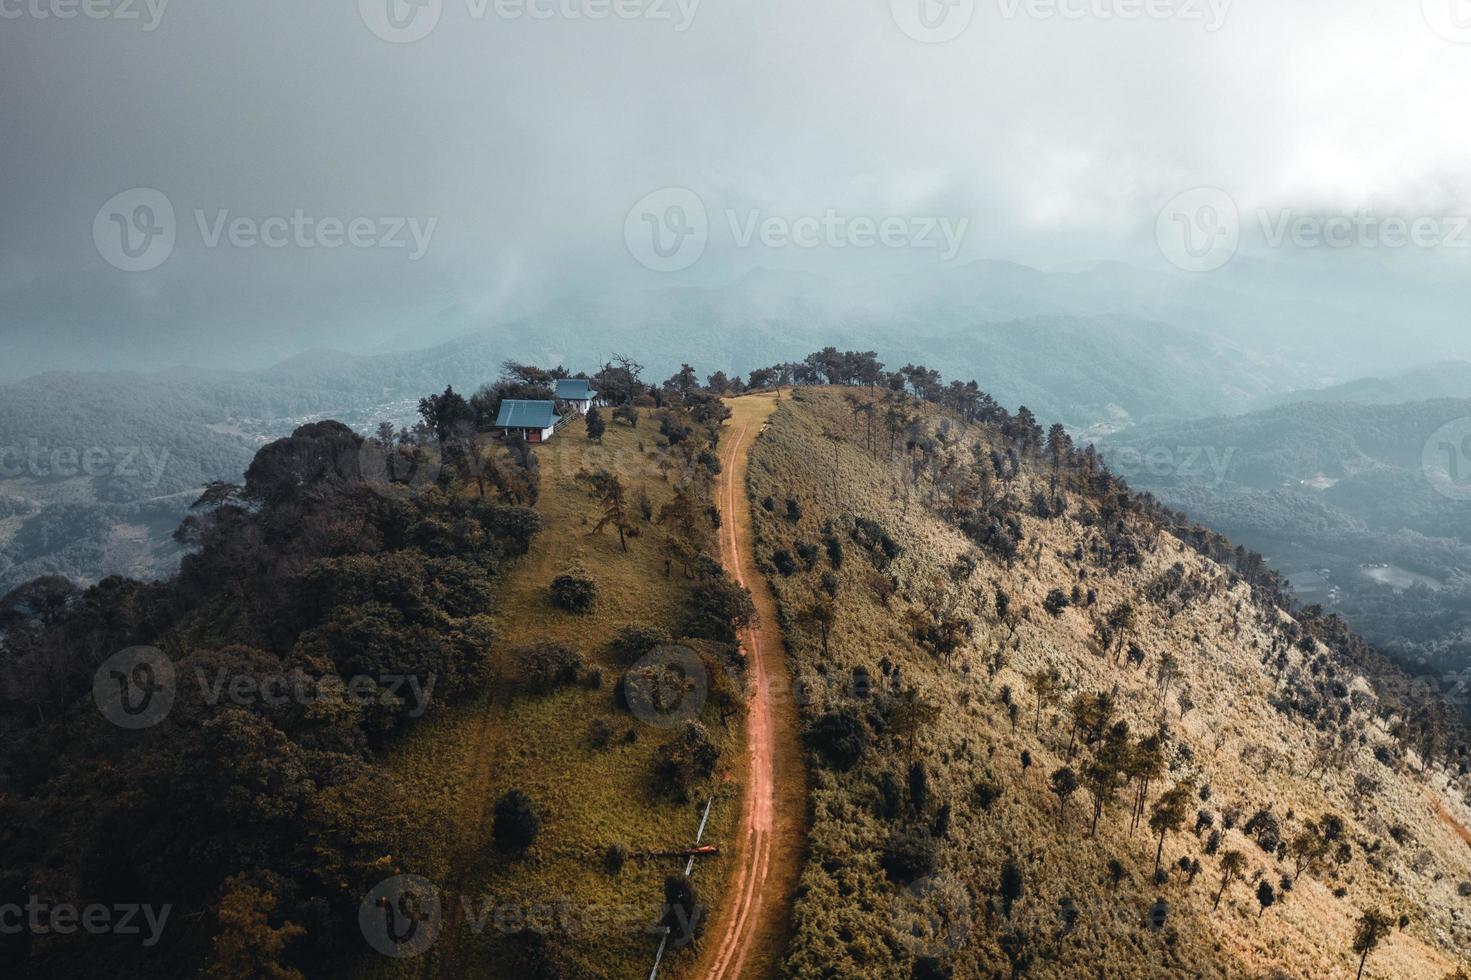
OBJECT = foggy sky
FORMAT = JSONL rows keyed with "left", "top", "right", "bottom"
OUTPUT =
{"left": 3, "top": 0, "right": 1470, "bottom": 378}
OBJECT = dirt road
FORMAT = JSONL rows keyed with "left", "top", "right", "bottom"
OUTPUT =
{"left": 695, "top": 392, "right": 806, "bottom": 980}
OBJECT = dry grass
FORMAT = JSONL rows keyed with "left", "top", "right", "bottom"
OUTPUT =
{"left": 749, "top": 387, "right": 1471, "bottom": 979}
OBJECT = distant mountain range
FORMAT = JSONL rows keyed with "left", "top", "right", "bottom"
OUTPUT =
{"left": 5, "top": 257, "right": 1471, "bottom": 603}
{"left": 1254, "top": 360, "right": 1471, "bottom": 409}
{"left": 1099, "top": 397, "right": 1471, "bottom": 675}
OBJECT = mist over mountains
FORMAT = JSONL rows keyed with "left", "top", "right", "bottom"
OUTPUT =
{"left": 10, "top": 251, "right": 1471, "bottom": 388}
{"left": 4, "top": 258, "right": 1471, "bottom": 618}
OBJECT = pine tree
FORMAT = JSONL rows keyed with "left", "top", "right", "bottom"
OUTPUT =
{"left": 585, "top": 406, "right": 606, "bottom": 442}
{"left": 1050, "top": 766, "right": 1079, "bottom": 830}
{"left": 1214, "top": 850, "right": 1246, "bottom": 910}
{"left": 1353, "top": 908, "right": 1394, "bottom": 980}
{"left": 581, "top": 468, "right": 633, "bottom": 551}
{"left": 1149, "top": 782, "right": 1194, "bottom": 873}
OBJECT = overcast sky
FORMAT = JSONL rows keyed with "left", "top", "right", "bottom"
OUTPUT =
{"left": 3, "top": 0, "right": 1470, "bottom": 377}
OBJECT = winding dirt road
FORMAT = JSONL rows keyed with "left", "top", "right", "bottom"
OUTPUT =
{"left": 695, "top": 393, "right": 805, "bottom": 980}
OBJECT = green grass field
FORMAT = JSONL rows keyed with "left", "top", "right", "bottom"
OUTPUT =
{"left": 362, "top": 409, "right": 744, "bottom": 979}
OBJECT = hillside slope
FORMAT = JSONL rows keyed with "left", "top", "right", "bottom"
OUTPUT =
{"left": 749, "top": 388, "right": 1471, "bottom": 978}
{"left": 361, "top": 407, "right": 747, "bottom": 979}
{"left": 1098, "top": 398, "right": 1471, "bottom": 680}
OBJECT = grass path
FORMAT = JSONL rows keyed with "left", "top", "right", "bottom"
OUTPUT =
{"left": 692, "top": 392, "right": 807, "bottom": 980}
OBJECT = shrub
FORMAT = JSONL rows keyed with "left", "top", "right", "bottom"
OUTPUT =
{"left": 550, "top": 567, "right": 597, "bottom": 613}
{"left": 686, "top": 573, "right": 755, "bottom": 642}
{"left": 852, "top": 517, "right": 902, "bottom": 566}
{"left": 604, "top": 843, "right": 628, "bottom": 874}
{"left": 974, "top": 774, "right": 1005, "bottom": 811}
{"left": 493, "top": 789, "right": 541, "bottom": 855}
{"left": 880, "top": 830, "right": 937, "bottom": 884}
{"left": 487, "top": 504, "right": 543, "bottom": 556}
{"left": 587, "top": 717, "right": 615, "bottom": 749}
{"left": 609, "top": 624, "right": 673, "bottom": 664}
{"left": 1244, "top": 807, "right": 1282, "bottom": 853}
{"left": 516, "top": 642, "right": 586, "bottom": 693}
{"left": 911, "top": 957, "right": 953, "bottom": 980}
{"left": 772, "top": 550, "right": 797, "bottom": 576}
{"left": 1043, "top": 588, "right": 1071, "bottom": 616}
{"left": 654, "top": 721, "right": 720, "bottom": 801}
{"left": 660, "top": 875, "right": 704, "bottom": 946}
{"left": 807, "top": 708, "right": 867, "bottom": 771}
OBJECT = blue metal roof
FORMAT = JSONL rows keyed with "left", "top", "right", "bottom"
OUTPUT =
{"left": 494, "top": 399, "right": 559, "bottom": 429}
{"left": 555, "top": 378, "right": 596, "bottom": 400}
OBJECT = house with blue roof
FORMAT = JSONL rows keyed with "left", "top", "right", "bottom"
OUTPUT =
{"left": 554, "top": 377, "right": 600, "bottom": 414}
{"left": 494, "top": 399, "right": 561, "bottom": 443}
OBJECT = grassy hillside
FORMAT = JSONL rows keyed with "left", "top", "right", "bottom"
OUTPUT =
{"left": 364, "top": 408, "right": 749, "bottom": 978}
{"left": 748, "top": 388, "right": 1471, "bottom": 978}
